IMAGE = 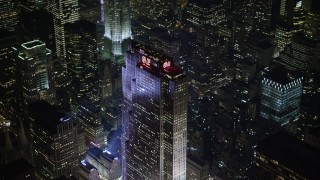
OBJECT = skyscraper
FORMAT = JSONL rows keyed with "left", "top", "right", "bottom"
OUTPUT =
{"left": 278, "top": 0, "right": 305, "bottom": 31}
{"left": 52, "top": 0, "right": 80, "bottom": 58}
{"left": 184, "top": 0, "right": 225, "bottom": 28}
{"left": 77, "top": 99, "right": 106, "bottom": 148}
{"left": 122, "top": 42, "right": 188, "bottom": 179}
{"left": 260, "top": 66, "right": 303, "bottom": 125}
{"left": 0, "top": 29, "right": 17, "bottom": 119}
{"left": 103, "top": 0, "right": 131, "bottom": 62}
{"left": 17, "top": 40, "right": 56, "bottom": 113}
{"left": 64, "top": 20, "right": 99, "bottom": 108}
{"left": 255, "top": 131, "right": 320, "bottom": 180}
{"left": 29, "top": 100, "right": 79, "bottom": 179}
{"left": 276, "top": 32, "right": 319, "bottom": 71}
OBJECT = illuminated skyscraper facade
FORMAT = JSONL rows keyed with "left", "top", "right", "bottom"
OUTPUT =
{"left": 122, "top": 43, "right": 187, "bottom": 179}
{"left": 0, "top": 29, "right": 17, "bottom": 119}
{"left": 185, "top": 0, "right": 225, "bottom": 27}
{"left": 52, "top": 0, "right": 80, "bottom": 58}
{"left": 77, "top": 99, "right": 106, "bottom": 148}
{"left": 275, "top": 25, "right": 294, "bottom": 52}
{"left": 29, "top": 100, "right": 78, "bottom": 179}
{"left": 103, "top": 0, "right": 131, "bottom": 59}
{"left": 276, "top": 32, "right": 319, "bottom": 71}
{"left": 17, "top": 40, "right": 55, "bottom": 112}
{"left": 260, "top": 67, "right": 303, "bottom": 125}
{"left": 65, "top": 20, "right": 99, "bottom": 107}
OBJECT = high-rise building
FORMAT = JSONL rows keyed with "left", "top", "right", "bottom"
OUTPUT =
{"left": 186, "top": 155, "right": 209, "bottom": 180}
{"left": 18, "top": 9, "right": 56, "bottom": 53}
{"left": 275, "top": 25, "right": 294, "bottom": 52}
{"left": 260, "top": 66, "right": 303, "bottom": 125}
{"left": 103, "top": 0, "right": 131, "bottom": 63}
{"left": 255, "top": 131, "right": 320, "bottom": 180}
{"left": 0, "top": 0, "right": 18, "bottom": 32}
{"left": 275, "top": 32, "right": 320, "bottom": 71}
{"left": 279, "top": 0, "right": 296, "bottom": 26}
{"left": 304, "top": 10, "right": 320, "bottom": 40}
{"left": 17, "top": 40, "right": 56, "bottom": 113}
{"left": 149, "top": 28, "right": 181, "bottom": 61}
{"left": 252, "top": 0, "right": 273, "bottom": 35}
{"left": 278, "top": 0, "right": 305, "bottom": 30}
{"left": 184, "top": 0, "right": 225, "bottom": 28}
{"left": 29, "top": 100, "right": 79, "bottom": 179}
{"left": 64, "top": 20, "right": 99, "bottom": 108}
{"left": 122, "top": 42, "right": 188, "bottom": 179}
{"left": 52, "top": 0, "right": 80, "bottom": 58}
{"left": 0, "top": 29, "right": 17, "bottom": 119}
{"left": 302, "top": 0, "right": 312, "bottom": 11}
{"left": 77, "top": 99, "right": 106, "bottom": 148}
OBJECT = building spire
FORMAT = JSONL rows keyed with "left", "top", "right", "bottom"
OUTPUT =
{"left": 20, "top": 119, "right": 28, "bottom": 145}
{"left": 5, "top": 129, "right": 13, "bottom": 150}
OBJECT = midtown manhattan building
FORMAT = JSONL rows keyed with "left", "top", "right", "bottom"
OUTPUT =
{"left": 29, "top": 100, "right": 78, "bottom": 179}
{"left": 103, "top": 0, "right": 131, "bottom": 63}
{"left": 260, "top": 66, "right": 303, "bottom": 125}
{"left": 52, "top": 0, "right": 80, "bottom": 58}
{"left": 122, "top": 42, "right": 188, "bottom": 179}
{"left": 17, "top": 40, "right": 56, "bottom": 112}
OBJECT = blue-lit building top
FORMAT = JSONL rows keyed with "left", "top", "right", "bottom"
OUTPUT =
{"left": 260, "top": 67, "right": 303, "bottom": 125}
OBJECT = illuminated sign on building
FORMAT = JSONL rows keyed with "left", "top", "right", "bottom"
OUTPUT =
{"left": 141, "top": 56, "right": 151, "bottom": 66}
{"left": 163, "top": 60, "right": 171, "bottom": 68}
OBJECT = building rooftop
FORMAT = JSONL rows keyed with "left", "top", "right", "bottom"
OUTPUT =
{"left": 21, "top": 40, "right": 45, "bottom": 49}
{"left": 263, "top": 66, "right": 302, "bottom": 85}
{"left": 80, "top": 160, "right": 96, "bottom": 171}
{"left": 187, "top": 154, "right": 207, "bottom": 168}
{"left": 28, "top": 100, "right": 70, "bottom": 135}
{"left": 87, "top": 146, "right": 118, "bottom": 163}
{"left": 257, "top": 131, "right": 320, "bottom": 180}
{"left": 292, "top": 31, "right": 319, "bottom": 48}
{"left": 130, "top": 42, "right": 184, "bottom": 80}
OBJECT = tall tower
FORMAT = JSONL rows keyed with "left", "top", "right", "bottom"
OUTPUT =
{"left": 64, "top": 20, "right": 99, "bottom": 109}
{"left": 52, "top": 0, "right": 80, "bottom": 58}
{"left": 260, "top": 66, "right": 303, "bottom": 125}
{"left": 122, "top": 42, "right": 187, "bottom": 179}
{"left": 103, "top": 0, "right": 131, "bottom": 63}
{"left": 17, "top": 40, "right": 56, "bottom": 112}
{"left": 0, "top": 29, "right": 17, "bottom": 120}
{"left": 29, "top": 100, "right": 78, "bottom": 179}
